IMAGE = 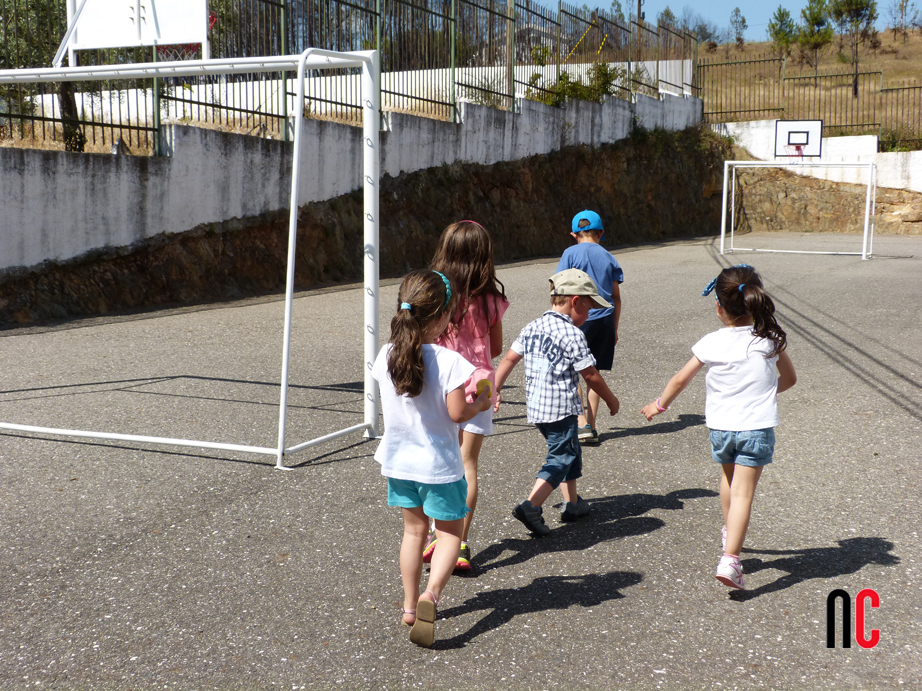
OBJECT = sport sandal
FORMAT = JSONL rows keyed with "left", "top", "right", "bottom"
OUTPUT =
{"left": 561, "top": 496, "right": 590, "bottom": 522}
{"left": 409, "top": 590, "right": 438, "bottom": 648}
{"left": 455, "top": 542, "right": 472, "bottom": 571}
{"left": 513, "top": 501, "right": 551, "bottom": 536}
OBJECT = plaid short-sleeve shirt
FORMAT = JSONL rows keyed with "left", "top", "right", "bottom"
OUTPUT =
{"left": 510, "top": 310, "right": 596, "bottom": 424}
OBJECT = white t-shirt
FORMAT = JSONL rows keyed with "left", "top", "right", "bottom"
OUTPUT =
{"left": 372, "top": 343, "right": 475, "bottom": 483}
{"left": 691, "top": 326, "right": 780, "bottom": 431}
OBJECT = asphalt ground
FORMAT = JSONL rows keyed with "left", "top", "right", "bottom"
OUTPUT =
{"left": 1, "top": 232, "right": 920, "bottom": 690}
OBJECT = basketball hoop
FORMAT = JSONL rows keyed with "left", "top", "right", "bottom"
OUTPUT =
{"left": 155, "top": 11, "right": 216, "bottom": 62}
{"left": 783, "top": 144, "right": 804, "bottom": 162}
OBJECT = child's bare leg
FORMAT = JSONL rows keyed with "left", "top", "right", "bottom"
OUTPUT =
{"left": 399, "top": 506, "right": 429, "bottom": 623}
{"left": 424, "top": 518, "right": 464, "bottom": 602}
{"left": 586, "top": 388, "right": 600, "bottom": 430}
{"left": 526, "top": 478, "right": 555, "bottom": 508}
{"left": 719, "top": 463, "right": 734, "bottom": 526}
{"left": 576, "top": 380, "right": 588, "bottom": 429}
{"left": 561, "top": 479, "right": 578, "bottom": 504}
{"left": 459, "top": 431, "right": 484, "bottom": 543}
{"left": 723, "top": 464, "right": 763, "bottom": 556}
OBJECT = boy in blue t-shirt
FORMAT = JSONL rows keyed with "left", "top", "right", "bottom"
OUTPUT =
{"left": 556, "top": 210, "right": 623, "bottom": 445}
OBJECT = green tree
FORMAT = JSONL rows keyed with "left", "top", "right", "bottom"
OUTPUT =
{"left": 768, "top": 6, "right": 797, "bottom": 57}
{"left": 829, "top": 0, "right": 878, "bottom": 96}
{"left": 730, "top": 7, "right": 748, "bottom": 49}
{"left": 657, "top": 6, "right": 677, "bottom": 27}
{"left": 609, "top": 0, "right": 626, "bottom": 24}
{"left": 798, "top": 0, "right": 834, "bottom": 83}
{"left": 0, "top": 0, "right": 89, "bottom": 151}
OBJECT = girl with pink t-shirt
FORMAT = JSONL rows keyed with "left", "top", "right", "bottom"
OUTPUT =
{"left": 429, "top": 221, "right": 509, "bottom": 570}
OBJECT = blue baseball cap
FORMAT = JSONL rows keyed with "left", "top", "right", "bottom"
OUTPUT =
{"left": 571, "top": 210, "right": 603, "bottom": 233}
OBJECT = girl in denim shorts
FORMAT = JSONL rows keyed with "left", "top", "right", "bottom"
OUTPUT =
{"left": 371, "top": 270, "right": 491, "bottom": 647}
{"left": 641, "top": 265, "right": 797, "bottom": 590}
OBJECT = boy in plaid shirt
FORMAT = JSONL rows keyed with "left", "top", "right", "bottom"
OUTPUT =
{"left": 494, "top": 268, "right": 620, "bottom": 536}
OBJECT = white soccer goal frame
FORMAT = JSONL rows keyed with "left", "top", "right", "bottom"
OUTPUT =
{"left": 720, "top": 160, "right": 878, "bottom": 261}
{"left": 0, "top": 49, "right": 381, "bottom": 469}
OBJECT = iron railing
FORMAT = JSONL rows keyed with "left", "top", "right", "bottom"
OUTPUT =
{"left": 698, "top": 53, "right": 922, "bottom": 152}
{"left": 0, "top": 0, "right": 698, "bottom": 155}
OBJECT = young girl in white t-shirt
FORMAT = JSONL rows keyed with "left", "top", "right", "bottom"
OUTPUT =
{"left": 372, "top": 270, "right": 491, "bottom": 647}
{"left": 641, "top": 265, "right": 797, "bottom": 590}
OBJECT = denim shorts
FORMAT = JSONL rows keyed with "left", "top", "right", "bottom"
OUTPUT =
{"left": 387, "top": 477, "right": 470, "bottom": 521}
{"left": 710, "top": 428, "right": 775, "bottom": 467}
{"left": 535, "top": 415, "right": 582, "bottom": 488}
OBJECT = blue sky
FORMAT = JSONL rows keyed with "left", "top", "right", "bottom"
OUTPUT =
{"left": 577, "top": 1, "right": 815, "bottom": 43}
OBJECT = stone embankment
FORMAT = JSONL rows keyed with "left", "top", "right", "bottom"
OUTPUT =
{"left": 0, "top": 125, "right": 730, "bottom": 325}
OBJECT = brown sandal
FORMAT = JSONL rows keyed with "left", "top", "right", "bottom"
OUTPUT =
{"left": 409, "top": 590, "right": 438, "bottom": 648}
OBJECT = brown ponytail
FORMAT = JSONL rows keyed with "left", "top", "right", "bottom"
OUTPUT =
{"left": 387, "top": 270, "right": 456, "bottom": 396}
{"left": 714, "top": 265, "right": 787, "bottom": 358}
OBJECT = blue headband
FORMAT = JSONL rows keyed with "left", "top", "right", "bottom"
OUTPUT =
{"left": 702, "top": 264, "right": 754, "bottom": 297}
{"left": 433, "top": 271, "right": 451, "bottom": 309}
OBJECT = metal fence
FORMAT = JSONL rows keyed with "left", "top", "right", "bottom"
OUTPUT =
{"left": 698, "top": 53, "right": 922, "bottom": 151}
{"left": 0, "top": 0, "right": 697, "bottom": 155}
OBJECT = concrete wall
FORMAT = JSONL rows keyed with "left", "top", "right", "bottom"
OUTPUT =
{"left": 713, "top": 120, "right": 922, "bottom": 193}
{"left": 0, "top": 92, "right": 701, "bottom": 274}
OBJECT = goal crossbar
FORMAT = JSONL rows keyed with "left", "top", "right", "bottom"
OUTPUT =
{"left": 0, "top": 49, "right": 381, "bottom": 469}
{"left": 720, "top": 160, "right": 878, "bottom": 260}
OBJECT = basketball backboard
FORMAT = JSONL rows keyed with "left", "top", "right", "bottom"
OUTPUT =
{"left": 65, "top": 0, "right": 208, "bottom": 51}
{"left": 774, "top": 120, "right": 823, "bottom": 158}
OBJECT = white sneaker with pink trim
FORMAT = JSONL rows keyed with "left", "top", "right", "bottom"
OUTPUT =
{"left": 716, "top": 555, "right": 745, "bottom": 589}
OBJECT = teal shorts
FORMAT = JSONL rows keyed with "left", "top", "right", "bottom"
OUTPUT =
{"left": 387, "top": 477, "right": 470, "bottom": 521}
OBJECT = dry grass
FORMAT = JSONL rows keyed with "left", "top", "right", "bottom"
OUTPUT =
{"left": 702, "top": 29, "right": 922, "bottom": 85}
{"left": 699, "top": 31, "right": 922, "bottom": 142}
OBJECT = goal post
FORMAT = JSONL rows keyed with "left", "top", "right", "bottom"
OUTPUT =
{"left": 719, "top": 160, "right": 878, "bottom": 261}
{"left": 0, "top": 49, "right": 381, "bottom": 469}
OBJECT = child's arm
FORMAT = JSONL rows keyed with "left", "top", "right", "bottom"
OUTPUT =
{"left": 579, "top": 366, "right": 619, "bottom": 415}
{"left": 489, "top": 319, "right": 504, "bottom": 359}
{"left": 446, "top": 384, "right": 492, "bottom": 423}
{"left": 776, "top": 350, "right": 797, "bottom": 393}
{"left": 641, "top": 356, "right": 704, "bottom": 421}
{"left": 492, "top": 349, "right": 522, "bottom": 412}
{"left": 611, "top": 282, "right": 621, "bottom": 345}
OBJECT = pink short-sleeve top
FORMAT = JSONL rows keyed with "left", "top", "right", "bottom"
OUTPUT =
{"left": 437, "top": 292, "right": 510, "bottom": 403}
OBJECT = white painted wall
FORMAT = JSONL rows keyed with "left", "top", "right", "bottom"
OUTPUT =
{"left": 712, "top": 119, "right": 922, "bottom": 193}
{"left": 0, "top": 91, "right": 702, "bottom": 273}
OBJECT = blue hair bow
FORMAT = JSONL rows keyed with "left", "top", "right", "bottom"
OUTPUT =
{"left": 702, "top": 264, "right": 754, "bottom": 297}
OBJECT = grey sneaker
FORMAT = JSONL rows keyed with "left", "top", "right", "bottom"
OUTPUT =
{"left": 561, "top": 496, "right": 590, "bottom": 522}
{"left": 581, "top": 429, "right": 600, "bottom": 445}
{"left": 577, "top": 425, "right": 594, "bottom": 441}
{"left": 512, "top": 501, "right": 551, "bottom": 536}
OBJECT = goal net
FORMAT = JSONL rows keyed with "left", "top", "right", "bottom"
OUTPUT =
{"left": 0, "top": 49, "right": 381, "bottom": 469}
{"left": 720, "top": 160, "right": 878, "bottom": 260}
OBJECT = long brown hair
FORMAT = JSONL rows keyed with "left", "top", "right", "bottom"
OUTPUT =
{"left": 714, "top": 265, "right": 787, "bottom": 358}
{"left": 387, "top": 270, "right": 457, "bottom": 397}
{"left": 430, "top": 221, "right": 505, "bottom": 332}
